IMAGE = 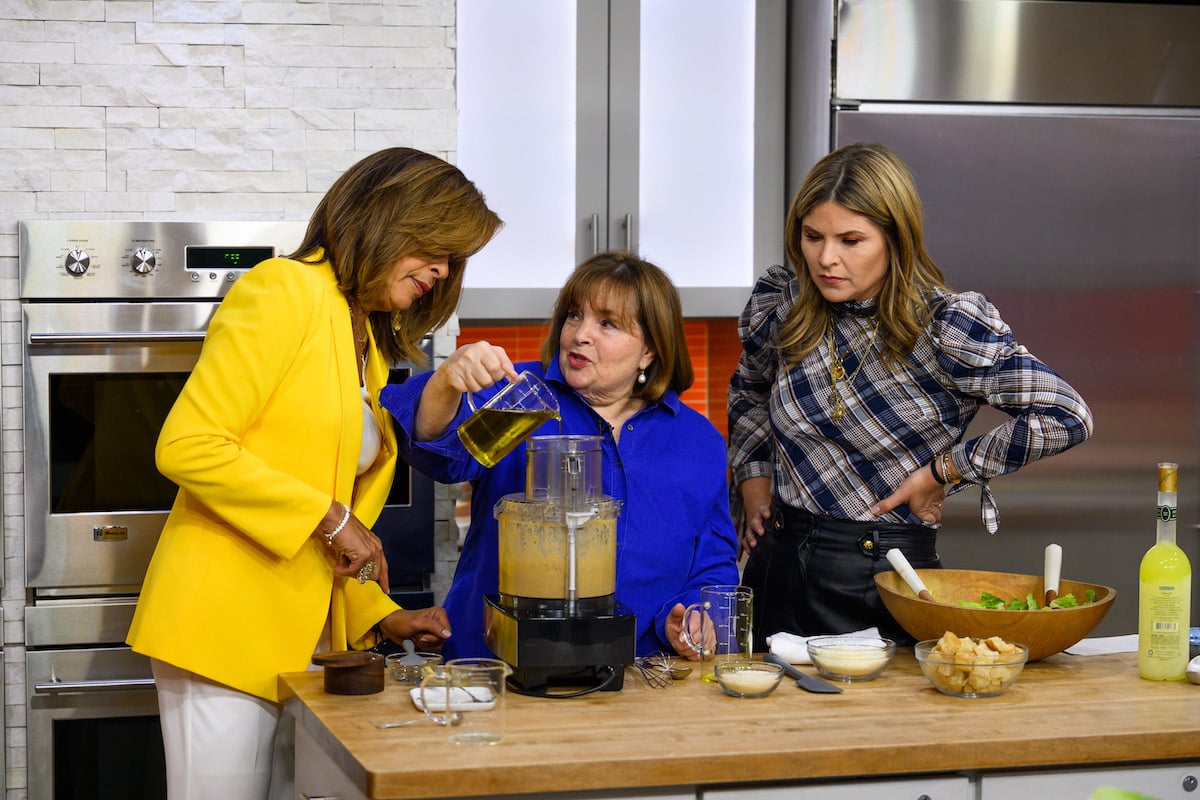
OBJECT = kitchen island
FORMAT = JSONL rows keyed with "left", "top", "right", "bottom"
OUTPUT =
{"left": 282, "top": 651, "right": 1200, "bottom": 799}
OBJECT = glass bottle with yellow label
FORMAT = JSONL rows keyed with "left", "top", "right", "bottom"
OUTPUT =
{"left": 1138, "top": 462, "right": 1191, "bottom": 680}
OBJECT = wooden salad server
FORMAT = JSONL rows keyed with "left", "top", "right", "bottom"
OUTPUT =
{"left": 885, "top": 548, "right": 934, "bottom": 602}
{"left": 1044, "top": 543, "right": 1062, "bottom": 606}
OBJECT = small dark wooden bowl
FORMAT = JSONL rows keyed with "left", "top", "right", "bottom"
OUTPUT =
{"left": 311, "top": 650, "right": 385, "bottom": 695}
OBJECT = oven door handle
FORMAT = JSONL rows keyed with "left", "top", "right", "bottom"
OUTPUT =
{"left": 29, "top": 331, "right": 206, "bottom": 344}
{"left": 34, "top": 677, "right": 156, "bottom": 693}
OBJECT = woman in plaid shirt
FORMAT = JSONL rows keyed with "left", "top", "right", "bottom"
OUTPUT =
{"left": 729, "top": 143, "right": 1093, "bottom": 648}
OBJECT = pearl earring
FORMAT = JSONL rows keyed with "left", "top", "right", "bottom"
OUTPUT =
{"left": 637, "top": 369, "right": 646, "bottom": 385}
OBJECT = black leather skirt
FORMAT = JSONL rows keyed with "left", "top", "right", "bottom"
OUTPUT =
{"left": 741, "top": 503, "right": 941, "bottom": 650}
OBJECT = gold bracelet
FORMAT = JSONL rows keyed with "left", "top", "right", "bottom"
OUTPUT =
{"left": 940, "top": 451, "right": 962, "bottom": 486}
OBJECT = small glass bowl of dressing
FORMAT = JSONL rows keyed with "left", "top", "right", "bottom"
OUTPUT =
{"left": 806, "top": 635, "right": 896, "bottom": 682}
{"left": 713, "top": 661, "right": 785, "bottom": 698}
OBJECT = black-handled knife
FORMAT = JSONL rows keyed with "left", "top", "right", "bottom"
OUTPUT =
{"left": 763, "top": 652, "right": 843, "bottom": 693}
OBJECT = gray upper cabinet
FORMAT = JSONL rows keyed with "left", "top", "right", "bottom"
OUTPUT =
{"left": 455, "top": 0, "right": 786, "bottom": 321}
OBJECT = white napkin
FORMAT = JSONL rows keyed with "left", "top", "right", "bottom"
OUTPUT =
{"left": 1063, "top": 634, "right": 1138, "bottom": 656}
{"left": 408, "top": 686, "right": 496, "bottom": 712}
{"left": 766, "top": 627, "right": 881, "bottom": 664}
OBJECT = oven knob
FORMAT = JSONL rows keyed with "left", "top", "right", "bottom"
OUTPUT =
{"left": 64, "top": 248, "right": 90, "bottom": 276}
{"left": 130, "top": 247, "right": 156, "bottom": 274}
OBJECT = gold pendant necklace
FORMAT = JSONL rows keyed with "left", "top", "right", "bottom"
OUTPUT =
{"left": 351, "top": 313, "right": 368, "bottom": 348}
{"left": 349, "top": 301, "right": 369, "bottom": 385}
{"left": 826, "top": 317, "right": 879, "bottom": 421}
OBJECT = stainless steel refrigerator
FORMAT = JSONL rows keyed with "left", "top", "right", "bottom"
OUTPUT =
{"left": 790, "top": 0, "right": 1200, "bottom": 635}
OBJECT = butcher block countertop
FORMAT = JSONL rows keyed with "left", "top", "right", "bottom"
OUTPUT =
{"left": 280, "top": 651, "right": 1200, "bottom": 799}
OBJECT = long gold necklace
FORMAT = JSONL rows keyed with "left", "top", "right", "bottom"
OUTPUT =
{"left": 825, "top": 316, "right": 879, "bottom": 421}
{"left": 349, "top": 304, "right": 368, "bottom": 344}
{"left": 349, "top": 303, "right": 369, "bottom": 384}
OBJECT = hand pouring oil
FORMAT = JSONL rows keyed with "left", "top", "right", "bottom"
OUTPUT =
{"left": 1138, "top": 462, "right": 1191, "bottom": 680}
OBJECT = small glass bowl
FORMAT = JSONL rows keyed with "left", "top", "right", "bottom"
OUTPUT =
{"left": 384, "top": 651, "right": 444, "bottom": 684}
{"left": 713, "top": 661, "right": 785, "bottom": 698}
{"left": 806, "top": 635, "right": 896, "bottom": 682}
{"left": 914, "top": 639, "right": 1029, "bottom": 698}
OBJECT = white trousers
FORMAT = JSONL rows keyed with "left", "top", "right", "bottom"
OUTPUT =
{"left": 152, "top": 659, "right": 295, "bottom": 800}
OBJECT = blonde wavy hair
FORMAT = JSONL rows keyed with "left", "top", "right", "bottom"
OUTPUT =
{"left": 290, "top": 148, "right": 502, "bottom": 365}
{"left": 779, "top": 143, "right": 948, "bottom": 367}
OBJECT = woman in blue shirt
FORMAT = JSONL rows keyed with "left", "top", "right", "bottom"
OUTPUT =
{"left": 381, "top": 252, "right": 739, "bottom": 661}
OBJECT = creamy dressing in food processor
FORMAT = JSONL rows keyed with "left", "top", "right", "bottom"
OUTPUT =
{"left": 497, "top": 510, "right": 617, "bottom": 598}
{"left": 487, "top": 434, "right": 636, "bottom": 695}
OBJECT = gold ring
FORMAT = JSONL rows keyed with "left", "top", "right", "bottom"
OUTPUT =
{"left": 357, "top": 561, "right": 376, "bottom": 584}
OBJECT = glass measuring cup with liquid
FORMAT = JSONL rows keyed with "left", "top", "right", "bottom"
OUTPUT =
{"left": 457, "top": 370, "right": 560, "bottom": 467}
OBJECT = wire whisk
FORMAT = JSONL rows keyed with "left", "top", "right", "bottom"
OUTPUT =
{"left": 631, "top": 653, "right": 691, "bottom": 688}
{"left": 631, "top": 657, "right": 671, "bottom": 688}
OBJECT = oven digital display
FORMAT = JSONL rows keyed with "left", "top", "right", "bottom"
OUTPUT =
{"left": 185, "top": 245, "right": 274, "bottom": 270}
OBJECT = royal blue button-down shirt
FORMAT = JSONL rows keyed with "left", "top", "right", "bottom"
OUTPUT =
{"left": 381, "top": 357, "right": 739, "bottom": 660}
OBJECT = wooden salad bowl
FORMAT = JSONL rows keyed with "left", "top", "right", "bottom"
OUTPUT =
{"left": 875, "top": 568, "right": 1116, "bottom": 661}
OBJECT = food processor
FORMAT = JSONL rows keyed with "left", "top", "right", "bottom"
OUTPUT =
{"left": 483, "top": 435, "right": 636, "bottom": 696}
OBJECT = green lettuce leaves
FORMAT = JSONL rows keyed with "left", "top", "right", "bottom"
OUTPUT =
{"left": 957, "top": 588, "right": 1096, "bottom": 610}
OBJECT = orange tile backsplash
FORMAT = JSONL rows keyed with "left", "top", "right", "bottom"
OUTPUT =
{"left": 458, "top": 319, "right": 740, "bottom": 440}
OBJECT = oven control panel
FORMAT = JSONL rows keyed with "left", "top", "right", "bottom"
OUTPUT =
{"left": 18, "top": 220, "right": 308, "bottom": 300}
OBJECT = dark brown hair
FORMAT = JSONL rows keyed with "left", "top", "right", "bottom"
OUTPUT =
{"left": 289, "top": 147, "right": 502, "bottom": 364}
{"left": 540, "top": 251, "right": 693, "bottom": 401}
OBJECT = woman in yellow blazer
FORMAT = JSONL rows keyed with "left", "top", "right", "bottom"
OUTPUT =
{"left": 127, "top": 148, "right": 501, "bottom": 800}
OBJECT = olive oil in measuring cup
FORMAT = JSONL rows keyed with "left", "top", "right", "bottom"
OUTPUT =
{"left": 459, "top": 408, "right": 560, "bottom": 468}
{"left": 457, "top": 371, "right": 561, "bottom": 468}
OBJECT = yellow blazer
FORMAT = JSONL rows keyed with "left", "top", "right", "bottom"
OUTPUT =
{"left": 127, "top": 255, "right": 400, "bottom": 702}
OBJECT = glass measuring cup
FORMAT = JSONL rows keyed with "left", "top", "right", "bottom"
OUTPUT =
{"left": 419, "top": 658, "right": 512, "bottom": 745}
{"left": 457, "top": 370, "right": 560, "bottom": 467}
{"left": 680, "top": 584, "right": 754, "bottom": 683}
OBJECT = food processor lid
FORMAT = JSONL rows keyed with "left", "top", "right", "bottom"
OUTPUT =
{"left": 493, "top": 493, "right": 620, "bottom": 522}
{"left": 527, "top": 434, "right": 603, "bottom": 449}
{"left": 525, "top": 434, "right": 604, "bottom": 506}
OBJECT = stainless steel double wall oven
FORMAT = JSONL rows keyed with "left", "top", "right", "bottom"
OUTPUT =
{"left": 19, "top": 220, "right": 440, "bottom": 800}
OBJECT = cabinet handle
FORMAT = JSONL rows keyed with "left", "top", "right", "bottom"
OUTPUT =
{"left": 622, "top": 212, "right": 633, "bottom": 251}
{"left": 590, "top": 212, "right": 599, "bottom": 256}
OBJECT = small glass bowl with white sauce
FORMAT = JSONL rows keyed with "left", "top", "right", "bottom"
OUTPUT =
{"left": 713, "top": 660, "right": 785, "bottom": 698}
{"left": 806, "top": 635, "right": 896, "bottom": 682}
